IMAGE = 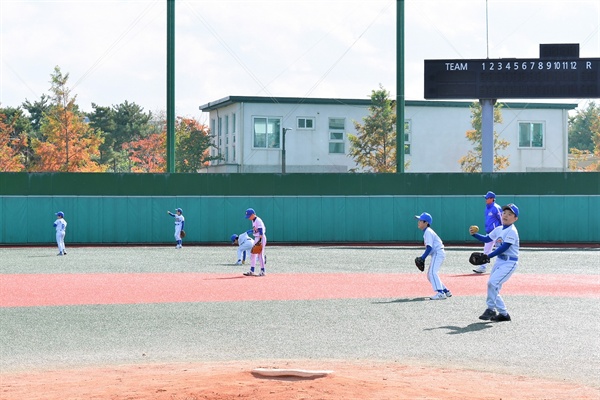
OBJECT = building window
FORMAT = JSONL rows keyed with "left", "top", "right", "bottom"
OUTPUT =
{"left": 328, "top": 117, "right": 345, "bottom": 154}
{"left": 519, "top": 122, "right": 544, "bottom": 148}
{"left": 253, "top": 117, "right": 281, "bottom": 149}
{"left": 297, "top": 117, "right": 315, "bottom": 130}
{"left": 225, "top": 115, "right": 229, "bottom": 135}
{"left": 404, "top": 119, "right": 411, "bottom": 155}
{"left": 232, "top": 113, "right": 236, "bottom": 133}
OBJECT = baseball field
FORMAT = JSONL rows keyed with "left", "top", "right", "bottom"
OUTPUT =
{"left": 1, "top": 245, "right": 599, "bottom": 399}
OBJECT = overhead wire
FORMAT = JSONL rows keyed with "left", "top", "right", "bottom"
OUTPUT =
{"left": 71, "top": 0, "right": 161, "bottom": 91}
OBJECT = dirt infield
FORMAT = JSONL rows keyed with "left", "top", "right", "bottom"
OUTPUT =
{"left": 1, "top": 246, "right": 599, "bottom": 399}
{"left": 2, "top": 361, "right": 600, "bottom": 400}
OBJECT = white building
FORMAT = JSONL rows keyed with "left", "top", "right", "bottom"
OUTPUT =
{"left": 199, "top": 96, "right": 576, "bottom": 173}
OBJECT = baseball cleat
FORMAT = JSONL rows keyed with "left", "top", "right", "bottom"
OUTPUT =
{"left": 472, "top": 265, "right": 487, "bottom": 274}
{"left": 443, "top": 290, "right": 452, "bottom": 298}
{"left": 490, "top": 313, "right": 511, "bottom": 322}
{"left": 243, "top": 271, "right": 255, "bottom": 276}
{"left": 258, "top": 271, "right": 265, "bottom": 276}
{"left": 235, "top": 260, "right": 242, "bottom": 265}
{"left": 479, "top": 308, "right": 497, "bottom": 320}
{"left": 430, "top": 292, "right": 447, "bottom": 300}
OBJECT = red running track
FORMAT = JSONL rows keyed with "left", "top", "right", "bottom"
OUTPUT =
{"left": 1, "top": 273, "right": 598, "bottom": 307}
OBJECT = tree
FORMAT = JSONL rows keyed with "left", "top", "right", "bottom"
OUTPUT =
{"left": 0, "top": 111, "right": 27, "bottom": 171}
{"left": 22, "top": 94, "right": 51, "bottom": 134}
{"left": 0, "top": 106, "right": 32, "bottom": 170}
{"left": 123, "top": 132, "right": 166, "bottom": 172}
{"left": 86, "top": 101, "right": 158, "bottom": 172}
{"left": 568, "top": 102, "right": 599, "bottom": 152}
{"left": 175, "top": 116, "right": 220, "bottom": 172}
{"left": 30, "top": 66, "right": 105, "bottom": 172}
{"left": 348, "top": 85, "right": 397, "bottom": 172}
{"left": 570, "top": 111, "right": 600, "bottom": 171}
{"left": 459, "top": 102, "right": 509, "bottom": 172}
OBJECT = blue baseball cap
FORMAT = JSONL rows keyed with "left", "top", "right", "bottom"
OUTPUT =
{"left": 245, "top": 208, "right": 255, "bottom": 219}
{"left": 230, "top": 234, "right": 238, "bottom": 242}
{"left": 484, "top": 191, "right": 496, "bottom": 199}
{"left": 56, "top": 211, "right": 64, "bottom": 217}
{"left": 415, "top": 212, "right": 432, "bottom": 224}
{"left": 502, "top": 203, "right": 519, "bottom": 217}
{"left": 176, "top": 208, "right": 183, "bottom": 214}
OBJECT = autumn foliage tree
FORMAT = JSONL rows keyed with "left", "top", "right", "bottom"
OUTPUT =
{"left": 459, "top": 102, "right": 509, "bottom": 172}
{"left": 123, "top": 133, "right": 166, "bottom": 172}
{"left": 31, "top": 66, "right": 105, "bottom": 172}
{"left": 0, "top": 111, "right": 27, "bottom": 171}
{"left": 175, "top": 116, "right": 220, "bottom": 172}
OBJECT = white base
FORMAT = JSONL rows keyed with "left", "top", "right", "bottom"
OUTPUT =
{"left": 251, "top": 368, "right": 333, "bottom": 378}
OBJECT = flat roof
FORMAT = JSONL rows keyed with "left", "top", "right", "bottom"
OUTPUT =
{"left": 199, "top": 95, "right": 578, "bottom": 112}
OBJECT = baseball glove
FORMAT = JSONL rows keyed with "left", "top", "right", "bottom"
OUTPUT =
{"left": 180, "top": 230, "right": 186, "bottom": 238}
{"left": 469, "top": 252, "right": 490, "bottom": 265}
{"left": 414, "top": 256, "right": 425, "bottom": 272}
{"left": 251, "top": 243, "right": 263, "bottom": 254}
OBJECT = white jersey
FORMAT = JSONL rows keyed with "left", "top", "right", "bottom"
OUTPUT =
{"left": 422, "top": 227, "right": 444, "bottom": 254}
{"left": 489, "top": 224, "right": 520, "bottom": 259}
{"left": 54, "top": 218, "right": 67, "bottom": 232}
{"left": 252, "top": 216, "right": 266, "bottom": 238}
{"left": 174, "top": 214, "right": 184, "bottom": 227}
{"left": 237, "top": 232, "right": 254, "bottom": 248}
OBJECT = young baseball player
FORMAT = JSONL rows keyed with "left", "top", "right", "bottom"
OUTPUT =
{"left": 53, "top": 211, "right": 67, "bottom": 256}
{"left": 473, "top": 191, "right": 503, "bottom": 274}
{"left": 470, "top": 203, "right": 520, "bottom": 322}
{"left": 231, "top": 230, "right": 255, "bottom": 265}
{"left": 243, "top": 208, "right": 267, "bottom": 276}
{"left": 167, "top": 208, "right": 185, "bottom": 249}
{"left": 415, "top": 212, "right": 452, "bottom": 300}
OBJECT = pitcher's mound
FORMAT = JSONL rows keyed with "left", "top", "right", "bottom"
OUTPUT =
{"left": 2, "top": 360, "right": 598, "bottom": 400}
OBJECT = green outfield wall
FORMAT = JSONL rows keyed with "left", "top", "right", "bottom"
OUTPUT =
{"left": 1, "top": 173, "right": 598, "bottom": 245}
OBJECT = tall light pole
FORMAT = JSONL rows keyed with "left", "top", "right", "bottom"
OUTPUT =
{"left": 282, "top": 127, "right": 292, "bottom": 174}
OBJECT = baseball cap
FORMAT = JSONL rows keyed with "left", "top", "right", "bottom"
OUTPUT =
{"left": 56, "top": 211, "right": 64, "bottom": 217}
{"left": 176, "top": 208, "right": 183, "bottom": 213}
{"left": 414, "top": 212, "right": 432, "bottom": 224}
{"left": 502, "top": 203, "right": 519, "bottom": 217}
{"left": 245, "top": 208, "right": 255, "bottom": 219}
{"left": 484, "top": 191, "right": 496, "bottom": 199}
{"left": 230, "top": 234, "right": 238, "bottom": 242}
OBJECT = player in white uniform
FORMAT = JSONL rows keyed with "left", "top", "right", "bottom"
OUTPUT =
{"left": 415, "top": 212, "right": 452, "bottom": 300}
{"left": 53, "top": 211, "right": 67, "bottom": 256}
{"left": 167, "top": 208, "right": 185, "bottom": 249}
{"left": 231, "top": 230, "right": 255, "bottom": 265}
{"left": 471, "top": 204, "right": 520, "bottom": 322}
{"left": 243, "top": 208, "right": 267, "bottom": 276}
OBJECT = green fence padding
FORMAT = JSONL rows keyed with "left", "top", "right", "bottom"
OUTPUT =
{"left": 1, "top": 172, "right": 598, "bottom": 244}
{"left": 1, "top": 194, "right": 598, "bottom": 244}
{"left": 1, "top": 172, "right": 598, "bottom": 196}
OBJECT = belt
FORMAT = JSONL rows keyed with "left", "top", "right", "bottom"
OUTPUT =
{"left": 498, "top": 254, "right": 518, "bottom": 261}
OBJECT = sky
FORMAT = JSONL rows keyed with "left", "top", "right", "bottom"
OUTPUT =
{"left": 1, "top": 0, "right": 599, "bottom": 123}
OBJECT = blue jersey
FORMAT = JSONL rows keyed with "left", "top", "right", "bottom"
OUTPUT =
{"left": 484, "top": 202, "right": 502, "bottom": 234}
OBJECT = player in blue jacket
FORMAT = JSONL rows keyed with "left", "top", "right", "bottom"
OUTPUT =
{"left": 167, "top": 208, "right": 185, "bottom": 249}
{"left": 473, "top": 191, "right": 503, "bottom": 274}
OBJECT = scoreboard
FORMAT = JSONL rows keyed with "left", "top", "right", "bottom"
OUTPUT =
{"left": 424, "top": 58, "right": 600, "bottom": 99}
